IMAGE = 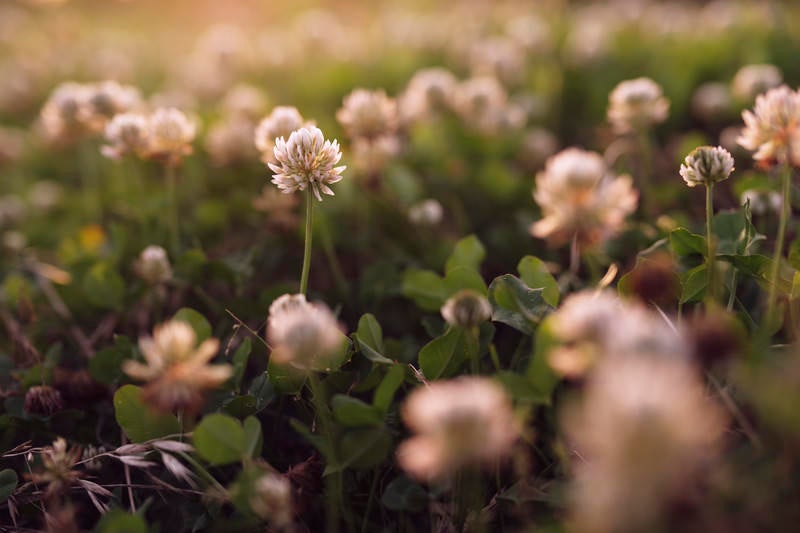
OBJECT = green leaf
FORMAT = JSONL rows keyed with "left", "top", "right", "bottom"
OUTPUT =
{"left": 82, "top": 262, "right": 125, "bottom": 310}
{"left": 193, "top": 413, "right": 245, "bottom": 465}
{"left": 443, "top": 266, "right": 487, "bottom": 296}
{"left": 402, "top": 269, "right": 449, "bottom": 311}
{"left": 517, "top": 256, "right": 560, "bottom": 307}
{"left": 267, "top": 359, "right": 307, "bottom": 395}
{"left": 488, "top": 275, "right": 551, "bottom": 335}
{"left": 373, "top": 364, "right": 406, "bottom": 413}
{"left": 290, "top": 418, "right": 334, "bottom": 461}
{"left": 495, "top": 371, "right": 551, "bottom": 405}
{"left": 335, "top": 427, "right": 392, "bottom": 471}
{"left": 173, "top": 308, "right": 212, "bottom": 343}
{"left": 712, "top": 210, "right": 746, "bottom": 256}
{"left": 354, "top": 314, "right": 394, "bottom": 364}
{"left": 418, "top": 327, "right": 476, "bottom": 380}
{"left": 445, "top": 234, "right": 486, "bottom": 273}
{"left": 94, "top": 509, "right": 147, "bottom": 533}
{"left": 231, "top": 338, "right": 252, "bottom": 392}
{"left": 242, "top": 416, "right": 263, "bottom": 458}
{"left": 381, "top": 476, "right": 428, "bottom": 512}
{"left": 113, "top": 385, "right": 181, "bottom": 443}
{"left": 679, "top": 264, "right": 708, "bottom": 303}
{"left": 0, "top": 469, "right": 17, "bottom": 502}
{"left": 332, "top": 395, "right": 383, "bottom": 427}
{"left": 89, "top": 346, "right": 129, "bottom": 385}
{"left": 669, "top": 228, "right": 706, "bottom": 257}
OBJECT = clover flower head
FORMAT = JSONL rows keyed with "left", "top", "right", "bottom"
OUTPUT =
{"left": 732, "top": 64, "right": 782, "bottom": 102}
{"left": 123, "top": 319, "right": 231, "bottom": 414}
{"left": 737, "top": 85, "right": 800, "bottom": 166}
{"left": 607, "top": 77, "right": 669, "bottom": 133}
{"left": 101, "top": 112, "right": 150, "bottom": 160}
{"left": 399, "top": 67, "right": 457, "bottom": 122}
{"left": 205, "top": 115, "right": 257, "bottom": 167}
{"left": 40, "top": 82, "right": 92, "bottom": 143}
{"left": 680, "top": 145, "right": 734, "bottom": 187}
{"left": 398, "top": 377, "right": 518, "bottom": 482}
{"left": 134, "top": 245, "right": 172, "bottom": 285}
{"left": 336, "top": 88, "right": 399, "bottom": 140}
{"left": 565, "top": 355, "right": 727, "bottom": 533}
{"left": 441, "top": 289, "right": 492, "bottom": 329}
{"left": 408, "top": 199, "right": 444, "bottom": 226}
{"left": 268, "top": 126, "right": 345, "bottom": 201}
{"left": 146, "top": 107, "right": 196, "bottom": 165}
{"left": 531, "top": 148, "right": 638, "bottom": 247}
{"left": 82, "top": 80, "right": 142, "bottom": 132}
{"left": 254, "top": 106, "right": 306, "bottom": 161}
{"left": 266, "top": 294, "right": 344, "bottom": 370}
{"left": 249, "top": 473, "right": 293, "bottom": 527}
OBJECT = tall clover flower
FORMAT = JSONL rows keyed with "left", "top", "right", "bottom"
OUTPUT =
{"left": 268, "top": 126, "right": 345, "bottom": 294}
{"left": 680, "top": 146, "right": 734, "bottom": 303}
{"left": 737, "top": 86, "right": 800, "bottom": 325}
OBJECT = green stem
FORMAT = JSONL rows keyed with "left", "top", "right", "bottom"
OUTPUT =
{"left": 706, "top": 183, "right": 715, "bottom": 303}
{"left": 637, "top": 129, "right": 654, "bottom": 216}
{"left": 307, "top": 372, "right": 341, "bottom": 533}
{"left": 360, "top": 468, "right": 380, "bottom": 533}
{"left": 766, "top": 164, "right": 792, "bottom": 326}
{"left": 300, "top": 189, "right": 314, "bottom": 295}
{"left": 165, "top": 164, "right": 179, "bottom": 255}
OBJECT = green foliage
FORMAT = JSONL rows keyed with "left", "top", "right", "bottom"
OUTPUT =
{"left": 113, "top": 385, "right": 181, "bottom": 442}
{"left": 193, "top": 413, "right": 246, "bottom": 465}
{"left": 488, "top": 275, "right": 552, "bottom": 335}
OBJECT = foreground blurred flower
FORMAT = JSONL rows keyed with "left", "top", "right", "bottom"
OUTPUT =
{"left": 266, "top": 293, "right": 344, "bottom": 370}
{"left": 397, "top": 377, "right": 518, "bottom": 482}
{"left": 680, "top": 146, "right": 734, "bottom": 187}
{"left": 39, "top": 82, "right": 91, "bottom": 143}
{"left": 134, "top": 245, "right": 172, "bottom": 285}
{"left": 547, "top": 290, "right": 679, "bottom": 379}
{"left": 249, "top": 472, "right": 293, "bottom": 528}
{"left": 254, "top": 106, "right": 306, "bottom": 163}
{"left": 101, "top": 112, "right": 150, "bottom": 160}
{"left": 731, "top": 64, "right": 782, "bottom": 102}
{"left": 268, "top": 126, "right": 345, "bottom": 201}
{"left": 737, "top": 85, "right": 800, "bottom": 166}
{"left": 27, "top": 437, "right": 84, "bottom": 501}
{"left": 123, "top": 319, "right": 231, "bottom": 414}
{"left": 607, "top": 77, "right": 669, "bottom": 134}
{"left": 441, "top": 289, "right": 492, "bottom": 329}
{"left": 146, "top": 107, "right": 196, "bottom": 165}
{"left": 530, "top": 148, "right": 638, "bottom": 248}
{"left": 564, "top": 355, "right": 727, "bottom": 533}
{"left": 336, "top": 89, "right": 399, "bottom": 140}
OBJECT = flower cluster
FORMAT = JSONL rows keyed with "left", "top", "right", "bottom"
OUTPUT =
{"left": 102, "top": 107, "right": 196, "bottom": 164}
{"left": 607, "top": 77, "right": 670, "bottom": 133}
{"left": 679, "top": 146, "right": 735, "bottom": 187}
{"left": 737, "top": 85, "right": 800, "bottom": 166}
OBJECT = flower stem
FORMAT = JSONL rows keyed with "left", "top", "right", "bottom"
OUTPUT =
{"left": 766, "top": 164, "right": 792, "bottom": 326}
{"left": 165, "top": 164, "right": 179, "bottom": 256}
{"left": 307, "top": 372, "right": 341, "bottom": 533}
{"left": 300, "top": 188, "right": 314, "bottom": 295}
{"left": 706, "top": 183, "right": 715, "bottom": 302}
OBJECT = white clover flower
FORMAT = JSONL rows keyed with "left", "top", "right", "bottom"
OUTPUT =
{"left": 737, "top": 85, "right": 800, "bottom": 166}
{"left": 39, "top": 82, "right": 92, "bottom": 143}
{"left": 565, "top": 355, "right": 727, "bottom": 533}
{"left": 134, "top": 245, "right": 172, "bottom": 285}
{"left": 441, "top": 289, "right": 492, "bottom": 329}
{"left": 741, "top": 189, "right": 782, "bottom": 215}
{"left": 680, "top": 146, "right": 734, "bottom": 187}
{"left": 101, "top": 112, "right": 150, "bottom": 160}
{"left": 123, "top": 319, "right": 231, "bottom": 414}
{"left": 399, "top": 67, "right": 457, "bottom": 123}
{"left": 607, "top": 77, "right": 670, "bottom": 134}
{"left": 249, "top": 473, "right": 293, "bottom": 527}
{"left": 336, "top": 89, "right": 399, "bottom": 140}
{"left": 221, "top": 83, "right": 267, "bottom": 119}
{"left": 205, "top": 115, "right": 258, "bottom": 167}
{"left": 254, "top": 106, "right": 306, "bottom": 162}
{"left": 731, "top": 64, "right": 782, "bottom": 102}
{"left": 266, "top": 294, "right": 344, "bottom": 370}
{"left": 469, "top": 37, "right": 526, "bottom": 86}
{"left": 691, "top": 82, "right": 732, "bottom": 123}
{"left": 398, "top": 377, "right": 519, "bottom": 482}
{"left": 530, "top": 148, "right": 638, "bottom": 248}
{"left": 147, "top": 107, "right": 196, "bottom": 164}
{"left": 81, "top": 80, "right": 142, "bottom": 133}
{"left": 268, "top": 126, "right": 345, "bottom": 201}
{"left": 351, "top": 134, "right": 401, "bottom": 175}
{"left": 453, "top": 76, "right": 510, "bottom": 134}
{"left": 408, "top": 199, "right": 444, "bottom": 226}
